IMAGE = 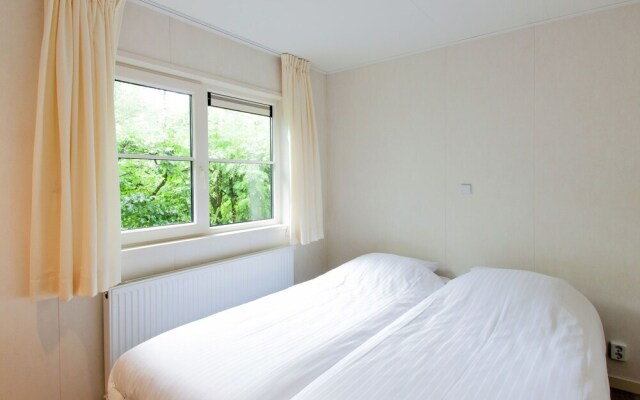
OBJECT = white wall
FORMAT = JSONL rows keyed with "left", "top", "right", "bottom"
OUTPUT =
{"left": 326, "top": 3, "right": 640, "bottom": 384}
{"left": 0, "top": 2, "right": 327, "bottom": 399}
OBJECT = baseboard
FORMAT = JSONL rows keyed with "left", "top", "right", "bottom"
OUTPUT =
{"left": 610, "top": 376, "right": 640, "bottom": 394}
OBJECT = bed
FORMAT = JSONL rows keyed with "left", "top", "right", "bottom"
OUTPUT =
{"left": 108, "top": 256, "right": 609, "bottom": 400}
{"left": 107, "top": 253, "right": 446, "bottom": 400}
{"left": 293, "top": 268, "right": 609, "bottom": 400}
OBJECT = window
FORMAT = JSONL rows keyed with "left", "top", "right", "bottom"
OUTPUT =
{"left": 208, "top": 94, "right": 273, "bottom": 226}
{"left": 115, "top": 81, "right": 193, "bottom": 230}
{"left": 114, "top": 66, "right": 280, "bottom": 245}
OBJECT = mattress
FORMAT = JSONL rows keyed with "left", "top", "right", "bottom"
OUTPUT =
{"left": 107, "top": 253, "right": 445, "bottom": 400}
{"left": 292, "top": 268, "right": 609, "bottom": 400}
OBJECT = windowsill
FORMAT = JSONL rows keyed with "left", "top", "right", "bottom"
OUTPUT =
{"left": 121, "top": 223, "right": 288, "bottom": 251}
{"left": 121, "top": 224, "right": 290, "bottom": 281}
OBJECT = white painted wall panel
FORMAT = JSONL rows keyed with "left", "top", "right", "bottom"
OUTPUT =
{"left": 119, "top": 2, "right": 281, "bottom": 93}
{"left": 326, "top": 49, "right": 449, "bottom": 266}
{"left": 534, "top": 4, "right": 640, "bottom": 381}
{"left": 0, "top": 1, "right": 62, "bottom": 399}
{"left": 326, "top": 3, "right": 640, "bottom": 382}
{"left": 444, "top": 28, "right": 535, "bottom": 274}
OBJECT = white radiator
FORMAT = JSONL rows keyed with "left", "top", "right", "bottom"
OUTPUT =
{"left": 103, "top": 246, "right": 294, "bottom": 376}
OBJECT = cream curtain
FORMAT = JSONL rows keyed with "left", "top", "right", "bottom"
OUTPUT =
{"left": 281, "top": 54, "right": 324, "bottom": 245}
{"left": 30, "top": 0, "right": 126, "bottom": 300}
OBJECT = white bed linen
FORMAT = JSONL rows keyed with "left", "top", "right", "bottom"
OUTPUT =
{"left": 107, "top": 253, "right": 445, "bottom": 400}
{"left": 293, "top": 268, "right": 609, "bottom": 400}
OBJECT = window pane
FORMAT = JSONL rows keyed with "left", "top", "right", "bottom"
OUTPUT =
{"left": 208, "top": 107, "right": 271, "bottom": 161}
{"left": 209, "top": 163, "right": 272, "bottom": 226}
{"left": 115, "top": 81, "right": 191, "bottom": 157}
{"left": 119, "top": 159, "right": 192, "bottom": 230}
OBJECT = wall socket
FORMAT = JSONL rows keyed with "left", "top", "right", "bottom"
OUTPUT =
{"left": 609, "top": 341, "right": 628, "bottom": 362}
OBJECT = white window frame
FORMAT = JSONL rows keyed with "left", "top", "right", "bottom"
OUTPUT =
{"left": 116, "top": 64, "right": 283, "bottom": 247}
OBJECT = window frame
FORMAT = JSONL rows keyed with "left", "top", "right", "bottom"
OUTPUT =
{"left": 116, "top": 64, "right": 283, "bottom": 247}
{"left": 207, "top": 92, "right": 275, "bottom": 228}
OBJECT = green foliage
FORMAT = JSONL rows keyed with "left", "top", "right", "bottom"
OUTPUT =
{"left": 119, "top": 159, "right": 191, "bottom": 229}
{"left": 115, "top": 81, "right": 272, "bottom": 231}
{"left": 207, "top": 107, "right": 272, "bottom": 226}
{"left": 209, "top": 163, "right": 272, "bottom": 226}
{"left": 208, "top": 107, "right": 270, "bottom": 161}
{"left": 115, "top": 81, "right": 191, "bottom": 157}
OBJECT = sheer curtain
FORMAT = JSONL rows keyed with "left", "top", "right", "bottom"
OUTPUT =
{"left": 30, "top": 0, "right": 126, "bottom": 300}
{"left": 281, "top": 54, "right": 324, "bottom": 245}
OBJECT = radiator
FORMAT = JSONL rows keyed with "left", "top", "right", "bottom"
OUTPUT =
{"left": 103, "top": 246, "right": 294, "bottom": 375}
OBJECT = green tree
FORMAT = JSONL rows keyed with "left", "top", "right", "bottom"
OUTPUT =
{"left": 207, "top": 107, "right": 272, "bottom": 226}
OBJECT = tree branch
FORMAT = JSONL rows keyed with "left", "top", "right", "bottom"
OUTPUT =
{"left": 150, "top": 161, "right": 169, "bottom": 197}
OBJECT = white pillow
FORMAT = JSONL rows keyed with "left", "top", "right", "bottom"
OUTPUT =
{"left": 379, "top": 253, "right": 439, "bottom": 271}
{"left": 324, "top": 253, "right": 442, "bottom": 294}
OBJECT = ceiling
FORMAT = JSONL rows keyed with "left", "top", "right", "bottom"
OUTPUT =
{"left": 137, "top": 0, "right": 635, "bottom": 73}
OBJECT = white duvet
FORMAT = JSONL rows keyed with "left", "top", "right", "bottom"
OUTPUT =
{"left": 292, "top": 268, "right": 609, "bottom": 400}
{"left": 107, "top": 253, "right": 445, "bottom": 400}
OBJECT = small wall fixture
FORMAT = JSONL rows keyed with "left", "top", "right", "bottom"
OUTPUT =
{"left": 460, "top": 184, "right": 472, "bottom": 195}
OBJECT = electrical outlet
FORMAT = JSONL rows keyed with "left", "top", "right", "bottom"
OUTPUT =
{"left": 609, "top": 341, "right": 628, "bottom": 362}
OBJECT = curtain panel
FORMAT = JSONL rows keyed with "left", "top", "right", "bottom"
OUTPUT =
{"left": 30, "top": 0, "right": 126, "bottom": 300}
{"left": 281, "top": 54, "right": 324, "bottom": 245}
